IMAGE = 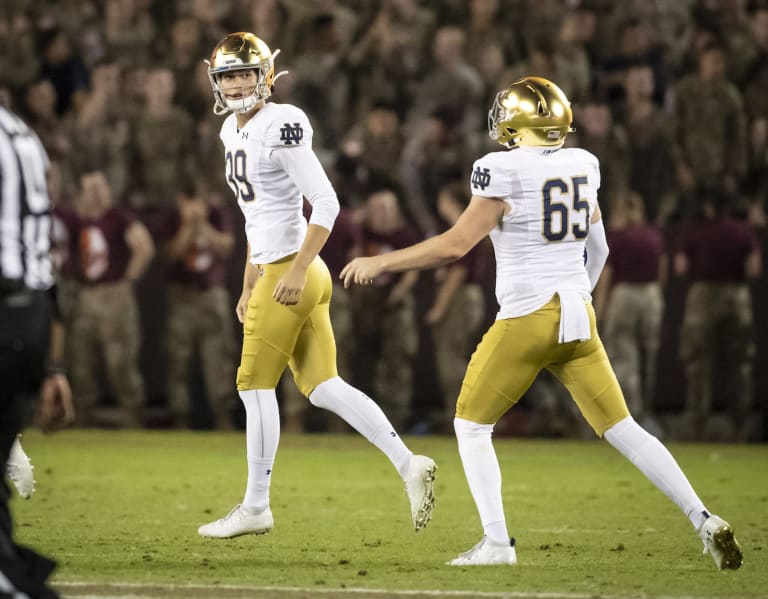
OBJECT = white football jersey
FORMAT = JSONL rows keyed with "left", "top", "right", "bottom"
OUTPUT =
{"left": 469, "top": 145, "right": 601, "bottom": 320}
{"left": 220, "top": 102, "right": 337, "bottom": 264}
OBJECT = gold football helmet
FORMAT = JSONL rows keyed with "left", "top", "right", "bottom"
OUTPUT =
{"left": 488, "top": 77, "right": 574, "bottom": 148}
{"left": 206, "top": 32, "right": 287, "bottom": 115}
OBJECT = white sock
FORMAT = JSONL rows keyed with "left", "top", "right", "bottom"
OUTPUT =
{"left": 604, "top": 416, "right": 708, "bottom": 529}
{"left": 309, "top": 376, "right": 412, "bottom": 478}
{"left": 240, "top": 389, "right": 280, "bottom": 513}
{"left": 454, "top": 417, "right": 510, "bottom": 545}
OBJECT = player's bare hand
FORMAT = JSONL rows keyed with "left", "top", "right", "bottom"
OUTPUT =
{"left": 236, "top": 287, "right": 252, "bottom": 323}
{"left": 273, "top": 266, "right": 306, "bottom": 305}
{"left": 35, "top": 373, "right": 75, "bottom": 433}
{"left": 340, "top": 257, "right": 383, "bottom": 288}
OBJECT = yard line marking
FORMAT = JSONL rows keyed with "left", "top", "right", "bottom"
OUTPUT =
{"left": 56, "top": 581, "right": 716, "bottom": 599}
{"left": 56, "top": 581, "right": 596, "bottom": 598}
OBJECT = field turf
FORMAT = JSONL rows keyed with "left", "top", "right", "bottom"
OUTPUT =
{"left": 11, "top": 430, "right": 768, "bottom": 598}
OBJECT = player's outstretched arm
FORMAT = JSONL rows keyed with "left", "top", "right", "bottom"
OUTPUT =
{"left": 341, "top": 195, "right": 504, "bottom": 288}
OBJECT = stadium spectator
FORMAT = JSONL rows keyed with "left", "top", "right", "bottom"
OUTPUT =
{"left": 408, "top": 26, "right": 484, "bottom": 136}
{"left": 673, "top": 39, "right": 747, "bottom": 198}
{"left": 618, "top": 63, "right": 677, "bottom": 224}
{"left": 463, "top": 0, "right": 524, "bottom": 74}
{"left": 64, "top": 59, "right": 130, "bottom": 200}
{"left": 568, "top": 95, "right": 631, "bottom": 223}
{"left": 20, "top": 79, "right": 63, "bottom": 161}
{"left": 290, "top": 13, "right": 350, "bottom": 152}
{"left": 743, "top": 6, "right": 768, "bottom": 121}
{"left": 674, "top": 188, "right": 762, "bottom": 441}
{"left": 68, "top": 170, "right": 154, "bottom": 427}
{"left": 400, "top": 105, "right": 476, "bottom": 236}
{"left": 341, "top": 100, "right": 405, "bottom": 198}
{"left": 39, "top": 27, "right": 89, "bottom": 116}
{"left": 346, "top": 0, "right": 435, "bottom": 119}
{"left": 0, "top": 11, "right": 40, "bottom": 97}
{"left": 351, "top": 188, "right": 420, "bottom": 431}
{"left": 342, "top": 77, "right": 744, "bottom": 571}
{"left": 156, "top": 181, "right": 237, "bottom": 429}
{"left": 594, "top": 191, "right": 666, "bottom": 432}
{"left": 103, "top": 0, "right": 157, "bottom": 68}
{"left": 129, "top": 67, "right": 195, "bottom": 211}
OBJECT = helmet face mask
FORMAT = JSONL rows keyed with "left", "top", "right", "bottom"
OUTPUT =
{"left": 488, "top": 77, "right": 574, "bottom": 149}
{"left": 206, "top": 32, "right": 287, "bottom": 115}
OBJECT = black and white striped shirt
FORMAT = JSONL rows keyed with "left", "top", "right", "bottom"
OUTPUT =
{"left": 0, "top": 105, "right": 53, "bottom": 291}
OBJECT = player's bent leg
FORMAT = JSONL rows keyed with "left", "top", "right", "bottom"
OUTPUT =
{"left": 308, "top": 375, "right": 437, "bottom": 531}
{"left": 603, "top": 416, "right": 743, "bottom": 569}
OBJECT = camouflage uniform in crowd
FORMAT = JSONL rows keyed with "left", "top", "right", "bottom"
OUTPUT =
{"left": 69, "top": 208, "right": 147, "bottom": 426}
{"left": 156, "top": 197, "right": 236, "bottom": 429}
{"left": 677, "top": 214, "right": 760, "bottom": 440}
{"left": 352, "top": 285, "right": 418, "bottom": 430}
{"left": 351, "top": 223, "right": 420, "bottom": 430}
{"left": 132, "top": 108, "right": 194, "bottom": 208}
{"left": 674, "top": 66, "right": 747, "bottom": 193}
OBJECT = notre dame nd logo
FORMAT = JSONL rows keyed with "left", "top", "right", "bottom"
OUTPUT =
{"left": 471, "top": 166, "right": 491, "bottom": 191}
{"left": 279, "top": 122, "right": 304, "bottom": 145}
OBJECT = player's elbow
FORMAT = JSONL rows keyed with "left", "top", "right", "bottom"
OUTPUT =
{"left": 308, "top": 191, "right": 340, "bottom": 230}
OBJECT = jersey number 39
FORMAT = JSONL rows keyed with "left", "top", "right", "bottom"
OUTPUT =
{"left": 541, "top": 176, "right": 590, "bottom": 242}
{"left": 226, "top": 150, "right": 255, "bottom": 202}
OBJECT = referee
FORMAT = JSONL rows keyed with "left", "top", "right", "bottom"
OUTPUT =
{"left": 0, "top": 102, "right": 74, "bottom": 597}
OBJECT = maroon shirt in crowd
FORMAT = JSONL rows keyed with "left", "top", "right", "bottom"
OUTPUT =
{"left": 155, "top": 205, "right": 231, "bottom": 289}
{"left": 361, "top": 225, "right": 421, "bottom": 288}
{"left": 679, "top": 217, "right": 759, "bottom": 282}
{"left": 452, "top": 241, "right": 491, "bottom": 286}
{"left": 607, "top": 224, "right": 664, "bottom": 284}
{"left": 320, "top": 208, "right": 363, "bottom": 280}
{"left": 51, "top": 205, "right": 80, "bottom": 279}
{"left": 77, "top": 207, "right": 134, "bottom": 285}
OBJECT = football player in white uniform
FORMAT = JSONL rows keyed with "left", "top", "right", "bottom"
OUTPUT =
{"left": 342, "top": 77, "right": 743, "bottom": 570}
{"left": 196, "top": 33, "right": 436, "bottom": 539}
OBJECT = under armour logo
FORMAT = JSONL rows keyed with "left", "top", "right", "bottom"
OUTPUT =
{"left": 266, "top": 469, "right": 272, "bottom": 475}
{"left": 241, "top": 131, "right": 249, "bottom": 139}
{"left": 471, "top": 166, "right": 491, "bottom": 191}
{"left": 279, "top": 122, "right": 304, "bottom": 145}
{"left": 390, "top": 431, "right": 396, "bottom": 437}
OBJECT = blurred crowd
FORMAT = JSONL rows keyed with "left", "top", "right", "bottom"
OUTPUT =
{"left": 1, "top": 0, "right": 766, "bottom": 441}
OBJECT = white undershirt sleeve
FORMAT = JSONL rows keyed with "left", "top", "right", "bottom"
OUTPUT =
{"left": 585, "top": 218, "right": 609, "bottom": 290}
{"left": 271, "top": 145, "right": 340, "bottom": 231}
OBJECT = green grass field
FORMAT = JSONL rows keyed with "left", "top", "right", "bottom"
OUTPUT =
{"left": 10, "top": 430, "right": 768, "bottom": 598}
